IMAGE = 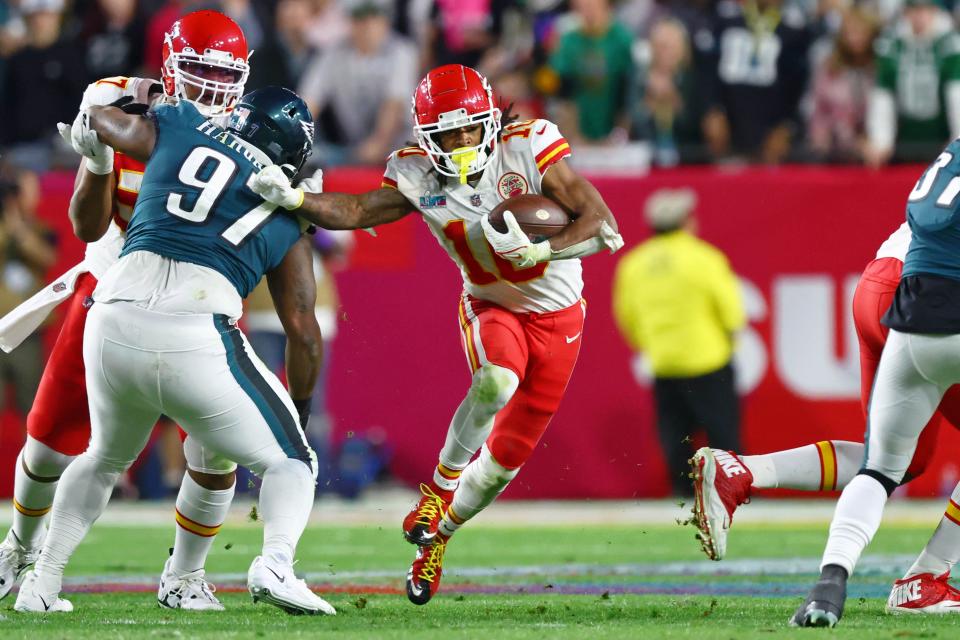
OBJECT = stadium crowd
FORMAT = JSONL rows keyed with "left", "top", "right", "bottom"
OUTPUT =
{"left": 2, "top": 0, "right": 960, "bottom": 172}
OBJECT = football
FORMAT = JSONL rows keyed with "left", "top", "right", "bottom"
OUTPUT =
{"left": 488, "top": 194, "right": 570, "bottom": 243}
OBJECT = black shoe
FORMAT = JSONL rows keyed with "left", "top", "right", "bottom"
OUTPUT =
{"left": 790, "top": 565, "right": 848, "bottom": 628}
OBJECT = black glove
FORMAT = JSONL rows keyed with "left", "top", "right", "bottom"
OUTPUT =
{"left": 109, "top": 95, "right": 150, "bottom": 115}
{"left": 292, "top": 397, "right": 312, "bottom": 431}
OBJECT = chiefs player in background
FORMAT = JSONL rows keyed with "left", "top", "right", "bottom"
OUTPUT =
{"left": 251, "top": 64, "right": 624, "bottom": 605}
{"left": 693, "top": 221, "right": 960, "bottom": 614}
{"left": 0, "top": 11, "right": 321, "bottom": 611}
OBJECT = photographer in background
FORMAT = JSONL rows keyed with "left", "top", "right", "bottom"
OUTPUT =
{"left": 0, "top": 161, "right": 57, "bottom": 418}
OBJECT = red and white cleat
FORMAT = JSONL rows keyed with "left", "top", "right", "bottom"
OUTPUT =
{"left": 690, "top": 447, "right": 753, "bottom": 561}
{"left": 402, "top": 483, "right": 450, "bottom": 546}
{"left": 406, "top": 535, "right": 448, "bottom": 606}
{"left": 887, "top": 572, "right": 960, "bottom": 614}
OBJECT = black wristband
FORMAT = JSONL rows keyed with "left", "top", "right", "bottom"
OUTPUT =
{"left": 292, "top": 397, "right": 312, "bottom": 430}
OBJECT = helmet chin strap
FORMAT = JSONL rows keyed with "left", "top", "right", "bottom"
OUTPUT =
{"left": 449, "top": 146, "right": 482, "bottom": 184}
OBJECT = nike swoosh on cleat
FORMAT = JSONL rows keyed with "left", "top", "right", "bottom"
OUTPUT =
{"left": 565, "top": 333, "right": 581, "bottom": 344}
{"left": 39, "top": 594, "right": 50, "bottom": 611}
{"left": 408, "top": 580, "right": 423, "bottom": 597}
{"left": 265, "top": 566, "right": 286, "bottom": 584}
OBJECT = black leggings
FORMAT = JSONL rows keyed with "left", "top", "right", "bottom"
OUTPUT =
{"left": 653, "top": 363, "right": 741, "bottom": 495}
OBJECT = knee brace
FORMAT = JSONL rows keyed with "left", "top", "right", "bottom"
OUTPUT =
{"left": 469, "top": 364, "right": 519, "bottom": 414}
{"left": 183, "top": 435, "right": 239, "bottom": 475}
{"left": 22, "top": 436, "right": 76, "bottom": 480}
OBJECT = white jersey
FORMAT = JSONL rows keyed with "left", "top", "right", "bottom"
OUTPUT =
{"left": 383, "top": 119, "right": 580, "bottom": 313}
{"left": 79, "top": 76, "right": 158, "bottom": 279}
{"left": 875, "top": 221, "right": 911, "bottom": 262}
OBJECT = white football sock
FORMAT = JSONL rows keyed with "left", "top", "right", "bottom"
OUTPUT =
{"left": 33, "top": 452, "right": 123, "bottom": 590}
{"left": 904, "top": 482, "right": 960, "bottom": 578}
{"left": 438, "top": 365, "right": 518, "bottom": 470}
{"left": 820, "top": 474, "right": 889, "bottom": 576}
{"left": 12, "top": 441, "right": 73, "bottom": 549}
{"left": 432, "top": 463, "right": 462, "bottom": 493}
{"left": 438, "top": 447, "right": 518, "bottom": 539}
{"left": 741, "top": 440, "right": 862, "bottom": 490}
{"left": 170, "top": 472, "right": 234, "bottom": 575}
{"left": 259, "top": 459, "right": 315, "bottom": 565}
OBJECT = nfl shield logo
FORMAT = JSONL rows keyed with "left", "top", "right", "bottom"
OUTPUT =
{"left": 471, "top": 194, "right": 482, "bottom": 207}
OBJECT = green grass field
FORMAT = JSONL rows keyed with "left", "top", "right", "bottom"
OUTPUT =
{"left": 1, "top": 505, "right": 959, "bottom": 639}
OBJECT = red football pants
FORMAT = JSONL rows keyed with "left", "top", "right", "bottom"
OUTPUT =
{"left": 457, "top": 295, "right": 585, "bottom": 470}
{"left": 26, "top": 272, "right": 98, "bottom": 456}
{"left": 853, "top": 257, "right": 960, "bottom": 480}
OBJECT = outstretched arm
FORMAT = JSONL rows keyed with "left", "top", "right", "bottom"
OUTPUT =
{"left": 266, "top": 236, "right": 323, "bottom": 428}
{"left": 86, "top": 106, "right": 156, "bottom": 163}
{"left": 251, "top": 165, "right": 416, "bottom": 230}
{"left": 297, "top": 188, "right": 415, "bottom": 229}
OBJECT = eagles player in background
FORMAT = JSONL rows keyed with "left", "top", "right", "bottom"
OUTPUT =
{"left": 0, "top": 11, "right": 322, "bottom": 611}
{"left": 694, "top": 220, "right": 960, "bottom": 614}
{"left": 791, "top": 137, "right": 960, "bottom": 627}
{"left": 13, "top": 87, "right": 334, "bottom": 616}
{"left": 251, "top": 64, "right": 624, "bottom": 606}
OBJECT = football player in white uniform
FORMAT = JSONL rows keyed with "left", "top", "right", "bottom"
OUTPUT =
{"left": 0, "top": 11, "right": 322, "bottom": 611}
{"left": 251, "top": 63, "right": 624, "bottom": 605}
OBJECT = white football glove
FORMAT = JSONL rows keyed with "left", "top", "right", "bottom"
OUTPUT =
{"left": 599, "top": 220, "right": 625, "bottom": 253}
{"left": 250, "top": 164, "right": 304, "bottom": 210}
{"left": 480, "top": 210, "right": 551, "bottom": 268}
{"left": 294, "top": 169, "right": 322, "bottom": 232}
{"left": 297, "top": 167, "right": 323, "bottom": 195}
{"left": 57, "top": 109, "right": 114, "bottom": 175}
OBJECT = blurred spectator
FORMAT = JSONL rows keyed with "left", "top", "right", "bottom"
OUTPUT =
{"left": 246, "top": 0, "right": 318, "bottom": 90}
{"left": 423, "top": 0, "right": 519, "bottom": 72}
{"left": 246, "top": 228, "right": 354, "bottom": 493}
{"left": 0, "top": 0, "right": 86, "bottom": 172}
{"left": 807, "top": 8, "right": 880, "bottom": 162}
{"left": 618, "top": 0, "right": 678, "bottom": 37}
{"left": 612, "top": 189, "right": 745, "bottom": 496}
{"left": 392, "top": 0, "right": 433, "bottom": 45}
{"left": 549, "top": 0, "right": 635, "bottom": 144}
{"left": 304, "top": 0, "right": 349, "bottom": 50}
{"left": 1, "top": 0, "right": 25, "bottom": 91}
{"left": 495, "top": 67, "right": 546, "bottom": 121}
{"left": 298, "top": 0, "right": 417, "bottom": 166}
{"left": 80, "top": 0, "right": 147, "bottom": 82}
{"left": 634, "top": 17, "right": 704, "bottom": 166}
{"left": 0, "top": 163, "right": 57, "bottom": 418}
{"left": 695, "top": 0, "right": 812, "bottom": 163}
{"left": 864, "top": 0, "right": 960, "bottom": 167}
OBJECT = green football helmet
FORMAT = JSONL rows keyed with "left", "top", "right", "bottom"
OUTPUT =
{"left": 226, "top": 86, "right": 314, "bottom": 176}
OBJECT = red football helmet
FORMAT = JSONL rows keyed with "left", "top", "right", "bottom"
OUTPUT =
{"left": 412, "top": 65, "right": 502, "bottom": 180}
{"left": 161, "top": 11, "right": 250, "bottom": 117}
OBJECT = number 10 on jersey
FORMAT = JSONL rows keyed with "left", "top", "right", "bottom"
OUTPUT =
{"left": 442, "top": 219, "right": 547, "bottom": 285}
